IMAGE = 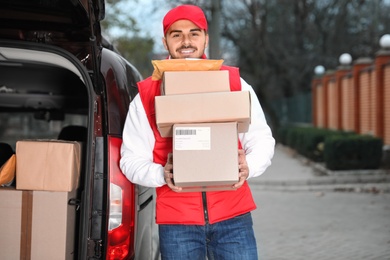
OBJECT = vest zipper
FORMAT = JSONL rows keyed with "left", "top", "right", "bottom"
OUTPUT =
{"left": 202, "top": 192, "right": 209, "bottom": 224}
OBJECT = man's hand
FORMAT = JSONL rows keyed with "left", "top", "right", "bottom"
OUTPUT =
{"left": 164, "top": 153, "right": 182, "bottom": 192}
{"left": 233, "top": 149, "right": 249, "bottom": 189}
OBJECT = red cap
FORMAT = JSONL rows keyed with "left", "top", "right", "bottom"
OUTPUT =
{"left": 163, "top": 5, "right": 208, "bottom": 35}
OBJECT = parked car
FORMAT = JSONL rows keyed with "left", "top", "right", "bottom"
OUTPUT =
{"left": 0, "top": 0, "right": 159, "bottom": 259}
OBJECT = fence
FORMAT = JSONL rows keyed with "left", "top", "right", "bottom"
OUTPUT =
{"left": 311, "top": 35, "right": 390, "bottom": 145}
{"left": 271, "top": 92, "right": 312, "bottom": 126}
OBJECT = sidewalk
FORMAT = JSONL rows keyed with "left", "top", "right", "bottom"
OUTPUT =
{"left": 249, "top": 144, "right": 390, "bottom": 192}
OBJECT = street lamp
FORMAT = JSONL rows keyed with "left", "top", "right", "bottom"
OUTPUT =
{"left": 379, "top": 34, "right": 390, "bottom": 49}
{"left": 339, "top": 53, "right": 352, "bottom": 66}
{"left": 314, "top": 65, "right": 325, "bottom": 75}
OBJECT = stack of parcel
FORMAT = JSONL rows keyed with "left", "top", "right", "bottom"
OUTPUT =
{"left": 0, "top": 140, "right": 81, "bottom": 260}
{"left": 153, "top": 59, "right": 251, "bottom": 192}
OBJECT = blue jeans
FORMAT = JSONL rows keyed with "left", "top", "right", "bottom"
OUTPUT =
{"left": 159, "top": 212, "right": 258, "bottom": 260}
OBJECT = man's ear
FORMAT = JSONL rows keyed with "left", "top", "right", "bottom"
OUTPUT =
{"left": 162, "top": 37, "right": 168, "bottom": 50}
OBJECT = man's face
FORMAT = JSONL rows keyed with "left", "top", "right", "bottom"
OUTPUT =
{"left": 162, "top": 19, "right": 209, "bottom": 59}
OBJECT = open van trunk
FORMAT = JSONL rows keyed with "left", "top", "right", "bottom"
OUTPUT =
{"left": 0, "top": 40, "right": 94, "bottom": 259}
{"left": 0, "top": 1, "right": 158, "bottom": 259}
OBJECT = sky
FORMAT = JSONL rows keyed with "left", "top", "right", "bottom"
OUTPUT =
{"left": 115, "top": 0, "right": 172, "bottom": 52}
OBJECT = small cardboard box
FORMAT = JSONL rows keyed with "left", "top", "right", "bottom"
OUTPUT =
{"left": 156, "top": 91, "right": 251, "bottom": 137}
{"left": 172, "top": 122, "right": 239, "bottom": 192}
{"left": 162, "top": 70, "right": 230, "bottom": 95}
{"left": 0, "top": 187, "right": 77, "bottom": 260}
{"left": 16, "top": 140, "right": 81, "bottom": 192}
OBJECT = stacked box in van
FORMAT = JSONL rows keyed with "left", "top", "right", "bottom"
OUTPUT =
{"left": 0, "top": 140, "right": 81, "bottom": 260}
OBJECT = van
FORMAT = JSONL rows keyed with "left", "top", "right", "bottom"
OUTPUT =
{"left": 0, "top": 0, "right": 159, "bottom": 259}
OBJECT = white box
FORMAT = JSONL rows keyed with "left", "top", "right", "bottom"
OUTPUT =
{"left": 0, "top": 187, "right": 77, "bottom": 260}
{"left": 156, "top": 91, "right": 251, "bottom": 137}
{"left": 16, "top": 140, "right": 81, "bottom": 191}
{"left": 162, "top": 70, "right": 230, "bottom": 95}
{"left": 173, "top": 122, "right": 239, "bottom": 192}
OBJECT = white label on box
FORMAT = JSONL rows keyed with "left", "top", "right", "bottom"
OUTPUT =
{"left": 174, "top": 127, "right": 211, "bottom": 150}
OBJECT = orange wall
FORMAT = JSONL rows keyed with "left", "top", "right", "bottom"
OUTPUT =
{"left": 384, "top": 64, "right": 390, "bottom": 145}
{"left": 341, "top": 76, "right": 353, "bottom": 131}
{"left": 327, "top": 80, "right": 338, "bottom": 130}
{"left": 312, "top": 52, "right": 390, "bottom": 145}
{"left": 359, "top": 68, "right": 372, "bottom": 135}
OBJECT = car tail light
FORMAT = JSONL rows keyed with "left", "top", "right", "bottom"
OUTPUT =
{"left": 107, "top": 136, "right": 136, "bottom": 260}
{"left": 109, "top": 183, "right": 122, "bottom": 230}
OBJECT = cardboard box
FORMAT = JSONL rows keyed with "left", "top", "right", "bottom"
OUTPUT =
{"left": 0, "top": 188, "right": 23, "bottom": 259}
{"left": 16, "top": 140, "right": 81, "bottom": 192}
{"left": 172, "top": 122, "right": 239, "bottom": 192}
{"left": 162, "top": 70, "right": 230, "bottom": 95}
{"left": 0, "top": 187, "right": 77, "bottom": 260}
{"left": 156, "top": 91, "right": 251, "bottom": 137}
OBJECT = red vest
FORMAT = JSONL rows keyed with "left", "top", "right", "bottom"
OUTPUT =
{"left": 137, "top": 65, "right": 256, "bottom": 224}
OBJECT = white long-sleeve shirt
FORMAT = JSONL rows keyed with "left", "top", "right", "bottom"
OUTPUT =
{"left": 120, "top": 78, "right": 275, "bottom": 187}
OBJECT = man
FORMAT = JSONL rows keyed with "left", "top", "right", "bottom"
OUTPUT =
{"left": 120, "top": 4, "right": 275, "bottom": 260}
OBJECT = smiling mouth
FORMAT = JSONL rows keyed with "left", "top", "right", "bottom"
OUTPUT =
{"left": 178, "top": 47, "right": 196, "bottom": 55}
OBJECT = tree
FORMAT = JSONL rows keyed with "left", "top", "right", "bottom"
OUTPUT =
{"left": 114, "top": 36, "right": 155, "bottom": 77}
{"left": 107, "top": 0, "right": 390, "bottom": 131}
{"left": 102, "top": 0, "right": 155, "bottom": 78}
{"left": 218, "top": 0, "right": 390, "bottom": 131}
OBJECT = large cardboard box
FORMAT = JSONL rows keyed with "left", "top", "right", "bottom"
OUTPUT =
{"left": 16, "top": 140, "right": 81, "bottom": 192}
{"left": 162, "top": 70, "right": 230, "bottom": 95}
{"left": 172, "top": 122, "right": 239, "bottom": 192}
{"left": 156, "top": 91, "right": 251, "bottom": 137}
{"left": 0, "top": 187, "right": 77, "bottom": 260}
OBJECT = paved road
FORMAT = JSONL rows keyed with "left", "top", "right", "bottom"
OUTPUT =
{"left": 249, "top": 145, "right": 390, "bottom": 260}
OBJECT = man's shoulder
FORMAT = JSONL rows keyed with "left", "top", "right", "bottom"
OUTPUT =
{"left": 138, "top": 76, "right": 161, "bottom": 90}
{"left": 138, "top": 76, "right": 153, "bottom": 85}
{"left": 137, "top": 76, "right": 162, "bottom": 103}
{"left": 220, "top": 64, "right": 239, "bottom": 71}
{"left": 219, "top": 65, "right": 241, "bottom": 91}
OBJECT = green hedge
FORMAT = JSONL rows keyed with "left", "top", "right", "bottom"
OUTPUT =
{"left": 277, "top": 126, "right": 383, "bottom": 170}
{"left": 282, "top": 126, "right": 349, "bottom": 162}
{"left": 324, "top": 135, "right": 383, "bottom": 170}
{"left": 276, "top": 126, "right": 290, "bottom": 145}
{"left": 298, "top": 128, "right": 336, "bottom": 162}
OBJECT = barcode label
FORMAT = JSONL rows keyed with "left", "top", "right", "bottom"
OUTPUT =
{"left": 174, "top": 127, "right": 211, "bottom": 150}
{"left": 175, "top": 129, "right": 197, "bottom": 135}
